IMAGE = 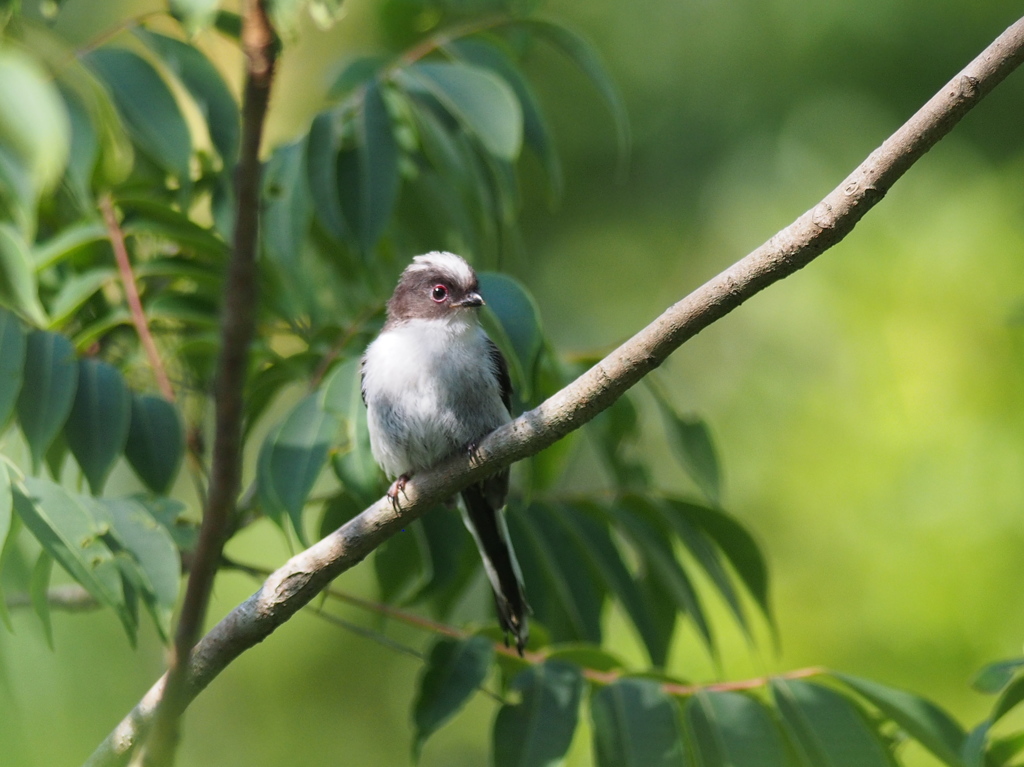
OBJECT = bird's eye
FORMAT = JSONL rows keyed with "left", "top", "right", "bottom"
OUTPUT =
{"left": 430, "top": 284, "right": 448, "bottom": 303}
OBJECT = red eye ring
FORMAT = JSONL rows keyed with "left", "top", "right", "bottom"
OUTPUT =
{"left": 430, "top": 284, "right": 448, "bottom": 303}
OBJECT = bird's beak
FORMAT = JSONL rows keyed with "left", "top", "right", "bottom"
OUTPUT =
{"left": 453, "top": 292, "right": 485, "bottom": 308}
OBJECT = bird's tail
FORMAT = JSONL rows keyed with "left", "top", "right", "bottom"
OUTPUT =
{"left": 460, "top": 483, "right": 530, "bottom": 654}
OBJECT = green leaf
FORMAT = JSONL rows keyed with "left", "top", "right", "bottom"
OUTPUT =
{"left": 84, "top": 48, "right": 192, "bottom": 182}
{"left": 306, "top": 112, "right": 345, "bottom": 240}
{"left": 508, "top": 502, "right": 604, "bottom": 643}
{"left": 46, "top": 268, "right": 116, "bottom": 328}
{"left": 62, "top": 89, "right": 100, "bottom": 205}
{"left": 64, "top": 359, "right": 131, "bottom": 494}
{"left": 134, "top": 28, "right": 239, "bottom": 166}
{"left": 0, "top": 307, "right": 26, "bottom": 427}
{"left": 614, "top": 496, "right": 713, "bottom": 653}
{"left": 14, "top": 477, "right": 133, "bottom": 639}
{"left": 338, "top": 79, "right": 399, "bottom": 255}
{"left": 413, "top": 636, "right": 494, "bottom": 759}
{"left": 96, "top": 497, "right": 180, "bottom": 641}
{"left": 327, "top": 55, "right": 388, "bottom": 102}
{"left": 972, "top": 658, "right": 1024, "bottom": 694}
{"left": 591, "top": 678, "right": 686, "bottom": 767}
{"left": 262, "top": 139, "right": 313, "bottom": 268}
{"left": 0, "top": 462, "right": 12, "bottom": 570}
{"left": 771, "top": 678, "right": 891, "bottom": 767}
{"left": 17, "top": 330, "right": 78, "bottom": 470}
{"left": 168, "top": 0, "right": 221, "bottom": 35}
{"left": 478, "top": 272, "right": 543, "bottom": 402}
{"left": 651, "top": 389, "right": 721, "bottom": 505}
{"left": 516, "top": 19, "right": 629, "bottom": 169}
{"left": 493, "top": 660, "right": 583, "bottom": 767}
{"left": 124, "top": 394, "right": 184, "bottom": 494}
{"left": 30, "top": 549, "right": 54, "bottom": 649}
{"left": 0, "top": 508, "right": 19, "bottom": 631}
{"left": 684, "top": 691, "right": 791, "bottom": 767}
{"left": 323, "top": 358, "right": 382, "bottom": 503}
{"left": 992, "top": 674, "right": 1024, "bottom": 725}
{"left": 409, "top": 504, "right": 477, "bottom": 613}
{"left": 118, "top": 197, "right": 228, "bottom": 259}
{"left": 32, "top": 219, "right": 107, "bottom": 272}
{"left": 257, "top": 393, "right": 343, "bottom": 544}
{"left": 0, "top": 48, "right": 71, "bottom": 195}
{"left": 136, "top": 495, "right": 197, "bottom": 553}
{"left": 834, "top": 673, "right": 965, "bottom": 766}
{"left": 560, "top": 501, "right": 670, "bottom": 666}
{"left": 446, "top": 37, "right": 562, "bottom": 201}
{"left": 399, "top": 62, "right": 522, "bottom": 161}
{"left": 0, "top": 224, "right": 47, "bottom": 325}
{"left": 668, "top": 499, "right": 773, "bottom": 630}
{"left": 654, "top": 499, "right": 748, "bottom": 639}
{"left": 962, "top": 722, "right": 988, "bottom": 767}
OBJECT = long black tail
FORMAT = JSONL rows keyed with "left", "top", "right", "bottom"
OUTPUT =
{"left": 461, "top": 481, "right": 529, "bottom": 654}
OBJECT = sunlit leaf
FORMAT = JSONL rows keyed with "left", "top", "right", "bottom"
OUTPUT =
{"left": 493, "top": 661, "right": 583, "bottom": 767}
{"left": 591, "top": 678, "right": 686, "bottom": 767}
{"left": 32, "top": 219, "right": 107, "bottom": 271}
{"left": 64, "top": 359, "right": 131, "bottom": 494}
{"left": 413, "top": 636, "right": 494, "bottom": 760}
{"left": 771, "top": 678, "right": 890, "bottom": 767}
{"left": 136, "top": 495, "right": 197, "bottom": 553}
{"left": 447, "top": 37, "right": 562, "bottom": 201}
{"left": 399, "top": 62, "right": 522, "bottom": 161}
{"left": 0, "top": 224, "right": 47, "bottom": 325}
{"left": 684, "top": 691, "right": 790, "bottom": 767}
{"left": 118, "top": 197, "right": 228, "bottom": 258}
{"left": 0, "top": 48, "right": 71, "bottom": 195}
{"left": 17, "top": 330, "right": 78, "bottom": 470}
{"left": 835, "top": 673, "right": 965, "bottom": 765}
{"left": 14, "top": 477, "right": 133, "bottom": 639}
{"left": 96, "top": 497, "right": 180, "bottom": 641}
{"left": 168, "top": 0, "right": 221, "bottom": 35}
{"left": 972, "top": 657, "right": 1024, "bottom": 694}
{"left": 0, "top": 307, "right": 26, "bottom": 427}
{"left": 135, "top": 28, "right": 239, "bottom": 166}
{"left": 323, "top": 358, "right": 382, "bottom": 503}
{"left": 84, "top": 48, "right": 192, "bottom": 182}
{"left": 46, "top": 268, "right": 116, "bottom": 328}
{"left": 124, "top": 393, "right": 184, "bottom": 494}
{"left": 257, "top": 393, "right": 343, "bottom": 544}
{"left": 262, "top": 139, "right": 312, "bottom": 268}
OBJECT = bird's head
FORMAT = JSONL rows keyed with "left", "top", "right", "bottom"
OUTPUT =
{"left": 385, "top": 251, "right": 485, "bottom": 325}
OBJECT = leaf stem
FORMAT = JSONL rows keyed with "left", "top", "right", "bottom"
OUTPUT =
{"left": 100, "top": 194, "right": 176, "bottom": 403}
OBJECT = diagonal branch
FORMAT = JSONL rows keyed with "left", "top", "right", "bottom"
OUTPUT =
{"left": 84, "top": 14, "right": 1024, "bottom": 767}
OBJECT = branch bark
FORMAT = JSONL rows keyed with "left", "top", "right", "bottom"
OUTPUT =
{"left": 84, "top": 14, "right": 1024, "bottom": 767}
{"left": 137, "top": 2, "right": 278, "bottom": 765}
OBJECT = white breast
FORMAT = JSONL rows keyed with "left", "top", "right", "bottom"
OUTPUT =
{"left": 361, "top": 317, "right": 509, "bottom": 478}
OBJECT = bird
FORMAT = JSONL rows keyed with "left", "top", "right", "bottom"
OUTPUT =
{"left": 360, "top": 251, "right": 530, "bottom": 653}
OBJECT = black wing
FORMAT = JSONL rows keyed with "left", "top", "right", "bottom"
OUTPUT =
{"left": 359, "top": 355, "right": 367, "bottom": 406}
{"left": 486, "top": 338, "right": 512, "bottom": 414}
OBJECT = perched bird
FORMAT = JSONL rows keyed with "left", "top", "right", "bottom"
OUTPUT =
{"left": 361, "top": 251, "right": 530, "bottom": 653}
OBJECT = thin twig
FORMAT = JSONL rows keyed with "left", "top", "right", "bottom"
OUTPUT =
{"left": 84, "top": 15, "right": 1024, "bottom": 767}
{"left": 6, "top": 584, "right": 99, "bottom": 612}
{"left": 100, "top": 194, "right": 176, "bottom": 403}
{"left": 139, "top": 1, "right": 278, "bottom": 765}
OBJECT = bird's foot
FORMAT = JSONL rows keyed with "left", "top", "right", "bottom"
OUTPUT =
{"left": 387, "top": 474, "right": 411, "bottom": 511}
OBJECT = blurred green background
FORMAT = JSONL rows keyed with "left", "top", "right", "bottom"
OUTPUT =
{"left": 3, "top": 1, "right": 1024, "bottom": 765}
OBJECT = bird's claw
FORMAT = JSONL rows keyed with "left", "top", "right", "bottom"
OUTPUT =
{"left": 387, "top": 474, "right": 410, "bottom": 511}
